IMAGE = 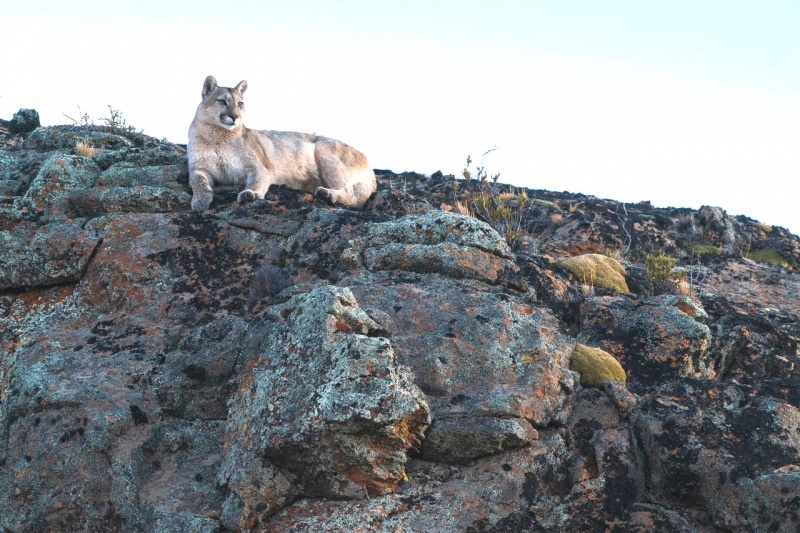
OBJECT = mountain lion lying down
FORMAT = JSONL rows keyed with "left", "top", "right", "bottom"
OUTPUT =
{"left": 188, "top": 76, "right": 376, "bottom": 211}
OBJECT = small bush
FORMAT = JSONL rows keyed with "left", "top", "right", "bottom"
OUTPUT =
{"left": 469, "top": 187, "right": 530, "bottom": 248}
{"left": 248, "top": 266, "right": 290, "bottom": 313}
{"left": 63, "top": 106, "right": 94, "bottom": 128}
{"left": 645, "top": 254, "right": 677, "bottom": 282}
{"left": 645, "top": 254, "right": 685, "bottom": 295}
{"left": 462, "top": 149, "right": 500, "bottom": 187}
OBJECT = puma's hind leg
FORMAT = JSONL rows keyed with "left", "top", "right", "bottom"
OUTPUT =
{"left": 314, "top": 186, "right": 359, "bottom": 208}
{"left": 314, "top": 140, "right": 371, "bottom": 208}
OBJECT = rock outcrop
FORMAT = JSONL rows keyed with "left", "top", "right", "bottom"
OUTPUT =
{"left": 1, "top": 116, "right": 799, "bottom": 531}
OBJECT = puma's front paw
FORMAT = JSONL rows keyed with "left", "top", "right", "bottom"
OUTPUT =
{"left": 191, "top": 193, "right": 213, "bottom": 212}
{"left": 237, "top": 189, "right": 257, "bottom": 204}
{"left": 314, "top": 186, "right": 334, "bottom": 205}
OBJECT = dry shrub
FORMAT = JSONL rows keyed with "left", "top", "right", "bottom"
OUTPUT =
{"left": 75, "top": 139, "right": 96, "bottom": 157}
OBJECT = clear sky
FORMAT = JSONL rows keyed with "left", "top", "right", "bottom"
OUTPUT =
{"left": 3, "top": 1, "right": 799, "bottom": 235}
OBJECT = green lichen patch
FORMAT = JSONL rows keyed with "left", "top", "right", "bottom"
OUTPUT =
{"left": 687, "top": 244, "right": 721, "bottom": 256}
{"left": 746, "top": 249, "right": 792, "bottom": 269}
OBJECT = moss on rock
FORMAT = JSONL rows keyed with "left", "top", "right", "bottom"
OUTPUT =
{"left": 570, "top": 344, "right": 627, "bottom": 387}
{"left": 556, "top": 253, "right": 629, "bottom": 293}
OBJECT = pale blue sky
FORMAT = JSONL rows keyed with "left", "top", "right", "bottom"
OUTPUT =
{"left": 4, "top": 1, "right": 799, "bottom": 235}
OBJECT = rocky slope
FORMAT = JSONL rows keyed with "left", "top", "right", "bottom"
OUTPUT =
{"left": 1, "top": 112, "right": 799, "bottom": 532}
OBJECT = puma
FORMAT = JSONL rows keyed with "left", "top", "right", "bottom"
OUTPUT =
{"left": 188, "top": 76, "right": 376, "bottom": 211}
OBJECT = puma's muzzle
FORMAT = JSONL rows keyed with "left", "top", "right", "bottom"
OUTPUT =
{"left": 220, "top": 113, "right": 241, "bottom": 127}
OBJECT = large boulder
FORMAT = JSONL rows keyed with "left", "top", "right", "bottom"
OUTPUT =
{"left": 218, "top": 285, "right": 429, "bottom": 527}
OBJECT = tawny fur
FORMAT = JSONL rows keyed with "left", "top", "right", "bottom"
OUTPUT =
{"left": 188, "top": 76, "right": 376, "bottom": 211}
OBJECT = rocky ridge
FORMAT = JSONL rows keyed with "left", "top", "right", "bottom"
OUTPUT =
{"left": 1, "top": 115, "right": 799, "bottom": 531}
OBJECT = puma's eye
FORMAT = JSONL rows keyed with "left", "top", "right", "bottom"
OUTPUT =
{"left": 237, "top": 102, "right": 244, "bottom": 108}
{"left": 217, "top": 99, "right": 226, "bottom": 105}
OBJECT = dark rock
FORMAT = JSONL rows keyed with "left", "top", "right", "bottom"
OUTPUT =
{"left": 9, "top": 109, "right": 40, "bottom": 136}
{"left": 703, "top": 294, "right": 800, "bottom": 381}
{"left": 632, "top": 379, "right": 800, "bottom": 531}
{"left": 365, "top": 188, "right": 434, "bottom": 217}
{"left": 579, "top": 295, "right": 712, "bottom": 389}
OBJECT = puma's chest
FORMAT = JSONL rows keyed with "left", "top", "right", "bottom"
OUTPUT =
{"left": 192, "top": 139, "right": 251, "bottom": 185}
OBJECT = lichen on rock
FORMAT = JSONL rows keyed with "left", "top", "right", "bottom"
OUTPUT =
{"left": 218, "top": 285, "right": 430, "bottom": 527}
{"left": 346, "top": 210, "right": 527, "bottom": 289}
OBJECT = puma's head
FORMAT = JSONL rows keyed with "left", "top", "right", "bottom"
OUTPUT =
{"left": 197, "top": 75, "right": 248, "bottom": 130}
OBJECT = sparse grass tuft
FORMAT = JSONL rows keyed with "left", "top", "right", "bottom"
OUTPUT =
{"left": 74, "top": 139, "right": 96, "bottom": 157}
{"left": 754, "top": 222, "right": 773, "bottom": 234}
{"left": 248, "top": 265, "right": 290, "bottom": 314}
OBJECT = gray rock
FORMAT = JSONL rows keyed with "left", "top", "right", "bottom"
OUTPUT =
{"left": 24, "top": 125, "right": 133, "bottom": 151}
{"left": 0, "top": 221, "right": 100, "bottom": 290}
{"left": 218, "top": 285, "right": 430, "bottom": 527}
{"left": 97, "top": 163, "right": 187, "bottom": 190}
{"left": 23, "top": 153, "right": 101, "bottom": 221}
{"left": 362, "top": 210, "right": 513, "bottom": 258}
{"left": 3, "top": 121, "right": 800, "bottom": 531}
{"left": 67, "top": 185, "right": 191, "bottom": 217}
{"left": 346, "top": 210, "right": 526, "bottom": 289}
{"left": 421, "top": 416, "right": 538, "bottom": 464}
{"left": 154, "top": 315, "right": 247, "bottom": 419}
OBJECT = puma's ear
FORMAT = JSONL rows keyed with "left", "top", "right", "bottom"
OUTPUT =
{"left": 202, "top": 76, "right": 218, "bottom": 99}
{"left": 235, "top": 80, "right": 248, "bottom": 95}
